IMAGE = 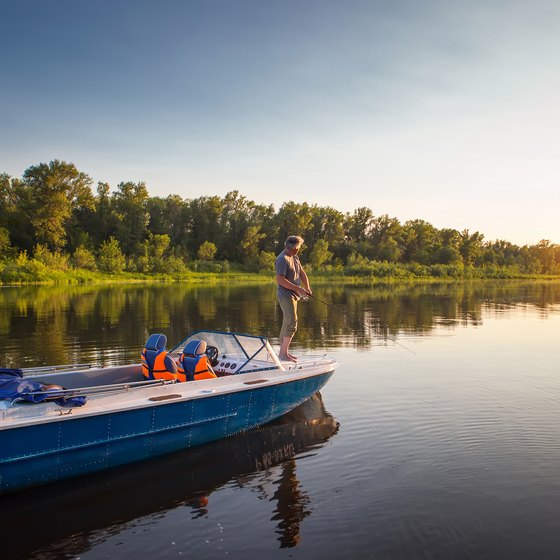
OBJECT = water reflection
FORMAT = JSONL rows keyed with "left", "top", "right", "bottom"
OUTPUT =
{"left": 1, "top": 393, "right": 338, "bottom": 559}
{"left": 271, "top": 458, "right": 311, "bottom": 547}
{"left": 2, "top": 282, "right": 560, "bottom": 559}
{"left": 1, "top": 281, "right": 560, "bottom": 368}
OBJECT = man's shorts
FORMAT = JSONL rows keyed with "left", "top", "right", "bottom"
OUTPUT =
{"left": 278, "top": 296, "right": 298, "bottom": 338}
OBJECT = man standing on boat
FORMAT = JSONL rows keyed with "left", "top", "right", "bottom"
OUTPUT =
{"left": 275, "top": 235, "right": 312, "bottom": 362}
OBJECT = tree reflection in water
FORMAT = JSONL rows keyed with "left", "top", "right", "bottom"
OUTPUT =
{"left": 1, "top": 281, "right": 560, "bottom": 369}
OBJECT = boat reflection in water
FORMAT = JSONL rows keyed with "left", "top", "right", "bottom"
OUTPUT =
{"left": 2, "top": 392, "right": 338, "bottom": 559}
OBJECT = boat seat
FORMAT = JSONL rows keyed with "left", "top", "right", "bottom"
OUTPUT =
{"left": 177, "top": 339, "right": 217, "bottom": 381}
{"left": 141, "top": 333, "right": 178, "bottom": 381}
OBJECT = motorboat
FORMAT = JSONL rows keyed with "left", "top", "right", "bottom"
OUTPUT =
{"left": 0, "top": 330, "right": 339, "bottom": 494}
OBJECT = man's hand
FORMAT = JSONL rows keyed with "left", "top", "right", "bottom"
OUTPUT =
{"left": 299, "top": 285, "right": 312, "bottom": 296}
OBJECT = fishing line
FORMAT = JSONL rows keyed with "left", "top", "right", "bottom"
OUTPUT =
{"left": 303, "top": 292, "right": 417, "bottom": 355}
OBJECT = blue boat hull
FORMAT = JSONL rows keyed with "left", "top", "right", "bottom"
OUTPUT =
{"left": 0, "top": 371, "right": 333, "bottom": 494}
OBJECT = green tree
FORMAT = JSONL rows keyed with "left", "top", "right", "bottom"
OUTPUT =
{"left": 147, "top": 194, "right": 188, "bottom": 247}
{"left": 218, "top": 190, "right": 255, "bottom": 261}
{"left": 33, "top": 244, "right": 69, "bottom": 270}
{"left": 432, "top": 228, "right": 462, "bottom": 265}
{"left": 251, "top": 203, "right": 277, "bottom": 253}
{"left": 402, "top": 219, "right": 438, "bottom": 264}
{"left": 239, "top": 225, "right": 266, "bottom": 264}
{"left": 254, "top": 250, "right": 276, "bottom": 272}
{"left": 459, "top": 229, "right": 484, "bottom": 266}
{"left": 309, "top": 239, "right": 333, "bottom": 268}
{"left": 531, "top": 240, "right": 559, "bottom": 274}
{"left": 517, "top": 245, "right": 541, "bottom": 274}
{"left": 220, "top": 197, "right": 277, "bottom": 260}
{"left": 273, "top": 201, "right": 314, "bottom": 254}
{"left": 198, "top": 241, "right": 217, "bottom": 261}
{"left": 0, "top": 227, "right": 13, "bottom": 259}
{"left": 432, "top": 245, "right": 463, "bottom": 265}
{"left": 21, "top": 160, "right": 94, "bottom": 250}
{"left": 87, "top": 182, "right": 119, "bottom": 247}
{"left": 482, "top": 239, "right": 519, "bottom": 266}
{"left": 0, "top": 174, "right": 33, "bottom": 251}
{"left": 143, "top": 233, "right": 171, "bottom": 273}
{"left": 72, "top": 245, "right": 97, "bottom": 270}
{"left": 370, "top": 215, "right": 404, "bottom": 262}
{"left": 98, "top": 237, "right": 126, "bottom": 272}
{"left": 184, "top": 196, "right": 224, "bottom": 256}
{"left": 112, "top": 181, "right": 149, "bottom": 255}
{"left": 439, "top": 228, "right": 461, "bottom": 249}
{"left": 346, "top": 207, "right": 374, "bottom": 243}
{"left": 0, "top": 174, "right": 14, "bottom": 226}
{"left": 305, "top": 205, "right": 345, "bottom": 263}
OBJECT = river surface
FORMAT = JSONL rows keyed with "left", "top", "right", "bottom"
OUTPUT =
{"left": 2, "top": 281, "right": 560, "bottom": 559}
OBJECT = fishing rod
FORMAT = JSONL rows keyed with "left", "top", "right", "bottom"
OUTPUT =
{"left": 301, "top": 291, "right": 417, "bottom": 355}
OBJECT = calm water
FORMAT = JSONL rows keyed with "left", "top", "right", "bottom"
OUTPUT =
{"left": 2, "top": 281, "right": 560, "bottom": 559}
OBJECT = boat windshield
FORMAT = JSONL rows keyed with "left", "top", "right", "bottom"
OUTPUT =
{"left": 171, "top": 331, "right": 281, "bottom": 373}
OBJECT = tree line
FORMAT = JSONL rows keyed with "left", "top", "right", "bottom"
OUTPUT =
{"left": 1, "top": 159, "right": 559, "bottom": 276}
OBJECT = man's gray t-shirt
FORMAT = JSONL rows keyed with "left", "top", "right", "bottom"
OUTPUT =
{"left": 275, "top": 250, "right": 302, "bottom": 299}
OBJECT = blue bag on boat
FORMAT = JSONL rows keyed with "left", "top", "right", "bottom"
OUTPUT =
{"left": 0, "top": 368, "right": 47, "bottom": 403}
{"left": 0, "top": 368, "right": 87, "bottom": 407}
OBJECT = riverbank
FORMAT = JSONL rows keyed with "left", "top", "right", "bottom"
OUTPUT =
{"left": 1, "top": 260, "right": 560, "bottom": 286}
{"left": 0, "top": 267, "right": 272, "bottom": 286}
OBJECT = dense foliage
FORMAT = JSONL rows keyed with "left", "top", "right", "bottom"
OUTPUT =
{"left": 1, "top": 160, "right": 559, "bottom": 282}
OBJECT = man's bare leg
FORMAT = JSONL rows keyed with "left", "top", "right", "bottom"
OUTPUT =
{"left": 279, "top": 336, "right": 297, "bottom": 362}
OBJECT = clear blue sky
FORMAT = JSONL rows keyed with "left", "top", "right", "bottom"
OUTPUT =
{"left": 2, "top": 0, "right": 559, "bottom": 245}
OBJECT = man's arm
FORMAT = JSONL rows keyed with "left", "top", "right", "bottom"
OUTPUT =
{"left": 299, "top": 267, "right": 312, "bottom": 294}
{"left": 276, "top": 274, "right": 309, "bottom": 296}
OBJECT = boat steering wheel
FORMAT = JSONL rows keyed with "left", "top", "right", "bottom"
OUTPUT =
{"left": 205, "top": 345, "right": 219, "bottom": 367}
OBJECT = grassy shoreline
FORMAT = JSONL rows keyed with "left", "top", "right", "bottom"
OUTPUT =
{"left": 1, "top": 265, "right": 560, "bottom": 287}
